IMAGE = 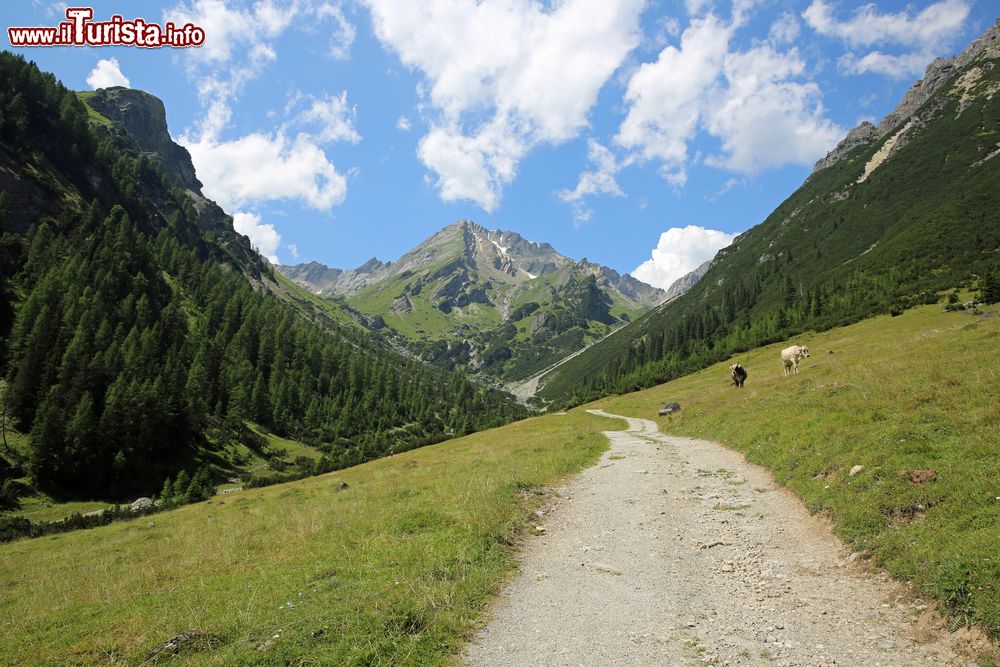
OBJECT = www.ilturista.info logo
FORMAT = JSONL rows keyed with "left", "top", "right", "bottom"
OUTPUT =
{"left": 7, "top": 7, "right": 205, "bottom": 48}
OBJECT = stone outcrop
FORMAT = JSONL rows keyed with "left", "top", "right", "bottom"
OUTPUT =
{"left": 663, "top": 259, "right": 713, "bottom": 303}
{"left": 812, "top": 121, "right": 878, "bottom": 173}
{"left": 85, "top": 87, "right": 202, "bottom": 191}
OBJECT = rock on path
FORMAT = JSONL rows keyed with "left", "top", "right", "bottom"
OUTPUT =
{"left": 463, "top": 410, "right": 968, "bottom": 666}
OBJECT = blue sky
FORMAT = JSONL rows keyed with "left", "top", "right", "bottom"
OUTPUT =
{"left": 4, "top": 0, "right": 995, "bottom": 289}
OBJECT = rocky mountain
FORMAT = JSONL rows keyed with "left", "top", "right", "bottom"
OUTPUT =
{"left": 279, "top": 220, "right": 665, "bottom": 385}
{"left": 538, "top": 19, "right": 1000, "bottom": 404}
{"left": 84, "top": 87, "right": 202, "bottom": 191}
{"left": 662, "top": 259, "right": 713, "bottom": 302}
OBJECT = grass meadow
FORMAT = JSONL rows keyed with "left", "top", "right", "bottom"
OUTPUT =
{"left": 0, "top": 412, "right": 618, "bottom": 665}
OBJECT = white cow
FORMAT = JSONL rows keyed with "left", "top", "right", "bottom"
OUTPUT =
{"left": 781, "top": 345, "right": 810, "bottom": 376}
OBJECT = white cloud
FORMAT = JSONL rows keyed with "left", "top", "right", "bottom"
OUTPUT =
{"left": 709, "top": 177, "right": 742, "bottom": 200}
{"left": 232, "top": 211, "right": 281, "bottom": 264}
{"left": 768, "top": 11, "right": 800, "bottom": 45}
{"left": 416, "top": 119, "right": 526, "bottom": 212}
{"left": 704, "top": 45, "right": 843, "bottom": 173}
{"left": 314, "top": 2, "right": 356, "bottom": 59}
{"left": 293, "top": 91, "right": 361, "bottom": 144}
{"left": 617, "top": 14, "right": 841, "bottom": 181}
{"left": 166, "top": 1, "right": 360, "bottom": 215}
{"left": 837, "top": 50, "right": 934, "bottom": 78}
{"left": 685, "top": 0, "right": 713, "bottom": 17}
{"left": 803, "top": 0, "right": 970, "bottom": 48}
{"left": 558, "top": 139, "right": 628, "bottom": 226}
{"left": 287, "top": 243, "right": 299, "bottom": 259}
{"left": 165, "top": 0, "right": 296, "bottom": 65}
{"left": 86, "top": 58, "right": 130, "bottom": 89}
{"left": 396, "top": 115, "right": 411, "bottom": 132}
{"left": 660, "top": 167, "right": 688, "bottom": 189}
{"left": 803, "top": 0, "right": 972, "bottom": 78}
{"left": 616, "top": 15, "right": 731, "bottom": 167}
{"left": 364, "top": 0, "right": 645, "bottom": 210}
{"left": 559, "top": 140, "right": 626, "bottom": 202}
{"left": 632, "top": 225, "right": 736, "bottom": 290}
{"left": 184, "top": 131, "right": 348, "bottom": 211}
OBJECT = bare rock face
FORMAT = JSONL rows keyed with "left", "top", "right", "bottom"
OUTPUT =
{"left": 876, "top": 58, "right": 958, "bottom": 137}
{"left": 130, "top": 497, "right": 154, "bottom": 512}
{"left": 85, "top": 87, "right": 202, "bottom": 191}
{"left": 812, "top": 121, "right": 878, "bottom": 173}
{"left": 663, "top": 259, "right": 713, "bottom": 302}
{"left": 389, "top": 295, "right": 413, "bottom": 315}
{"left": 529, "top": 311, "right": 552, "bottom": 336}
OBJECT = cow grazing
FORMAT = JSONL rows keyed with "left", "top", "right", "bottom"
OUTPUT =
{"left": 731, "top": 363, "right": 747, "bottom": 388}
{"left": 781, "top": 345, "right": 810, "bottom": 376}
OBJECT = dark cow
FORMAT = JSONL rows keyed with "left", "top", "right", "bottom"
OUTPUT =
{"left": 731, "top": 363, "right": 747, "bottom": 388}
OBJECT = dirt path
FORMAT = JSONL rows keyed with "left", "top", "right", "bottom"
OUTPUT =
{"left": 507, "top": 325, "right": 629, "bottom": 404}
{"left": 463, "top": 410, "right": 970, "bottom": 666}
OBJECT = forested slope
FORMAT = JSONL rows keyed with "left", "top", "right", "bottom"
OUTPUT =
{"left": 0, "top": 53, "right": 524, "bottom": 501}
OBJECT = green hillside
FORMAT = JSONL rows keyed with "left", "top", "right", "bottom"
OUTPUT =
{"left": 538, "top": 36, "right": 1000, "bottom": 405}
{"left": 0, "top": 411, "right": 616, "bottom": 665}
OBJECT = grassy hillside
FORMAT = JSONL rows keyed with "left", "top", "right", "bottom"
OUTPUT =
{"left": 0, "top": 411, "right": 618, "bottom": 665}
{"left": 592, "top": 301, "right": 1000, "bottom": 641}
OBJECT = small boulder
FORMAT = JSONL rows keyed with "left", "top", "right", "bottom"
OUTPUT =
{"left": 131, "top": 497, "right": 154, "bottom": 513}
{"left": 334, "top": 482, "right": 349, "bottom": 492}
{"left": 658, "top": 402, "right": 681, "bottom": 416}
{"left": 849, "top": 465, "right": 865, "bottom": 477}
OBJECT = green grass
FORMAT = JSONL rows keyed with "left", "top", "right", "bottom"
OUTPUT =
{"left": 592, "top": 302, "right": 1000, "bottom": 640}
{"left": 271, "top": 272, "right": 363, "bottom": 330}
{"left": 0, "top": 411, "right": 620, "bottom": 665}
{"left": 74, "top": 91, "right": 113, "bottom": 127}
{"left": 5, "top": 300, "right": 996, "bottom": 662}
{"left": 245, "top": 423, "right": 322, "bottom": 462}
{"left": 10, "top": 497, "right": 110, "bottom": 523}
{"left": 348, "top": 269, "right": 504, "bottom": 340}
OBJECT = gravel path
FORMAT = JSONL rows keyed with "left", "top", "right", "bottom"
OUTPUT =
{"left": 463, "top": 410, "right": 970, "bottom": 666}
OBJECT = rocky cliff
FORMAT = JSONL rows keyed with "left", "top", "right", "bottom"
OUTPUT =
{"left": 85, "top": 87, "right": 202, "bottom": 191}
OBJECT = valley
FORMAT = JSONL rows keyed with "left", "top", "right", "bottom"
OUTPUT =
{"left": 0, "top": 7, "right": 999, "bottom": 667}
{"left": 1, "top": 301, "right": 996, "bottom": 664}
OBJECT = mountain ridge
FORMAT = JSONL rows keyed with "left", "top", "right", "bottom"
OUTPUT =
{"left": 813, "top": 17, "right": 1000, "bottom": 174}
{"left": 279, "top": 219, "right": 665, "bottom": 309}
{"left": 279, "top": 220, "right": 669, "bottom": 387}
